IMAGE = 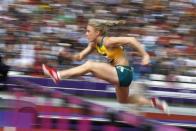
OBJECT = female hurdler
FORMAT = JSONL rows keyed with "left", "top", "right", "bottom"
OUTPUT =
{"left": 42, "top": 19, "right": 169, "bottom": 114}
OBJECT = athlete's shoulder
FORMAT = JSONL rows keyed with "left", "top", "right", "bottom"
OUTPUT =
{"left": 104, "top": 36, "right": 130, "bottom": 47}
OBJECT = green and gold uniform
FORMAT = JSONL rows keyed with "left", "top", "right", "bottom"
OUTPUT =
{"left": 96, "top": 37, "right": 133, "bottom": 87}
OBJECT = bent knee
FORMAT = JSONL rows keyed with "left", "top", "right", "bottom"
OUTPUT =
{"left": 84, "top": 60, "right": 95, "bottom": 69}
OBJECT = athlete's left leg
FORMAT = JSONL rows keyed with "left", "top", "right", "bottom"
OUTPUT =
{"left": 42, "top": 60, "right": 119, "bottom": 85}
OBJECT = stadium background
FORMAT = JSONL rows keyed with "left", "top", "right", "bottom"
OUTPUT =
{"left": 0, "top": 0, "right": 195, "bottom": 131}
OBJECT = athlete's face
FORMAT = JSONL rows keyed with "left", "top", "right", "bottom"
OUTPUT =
{"left": 86, "top": 25, "right": 100, "bottom": 42}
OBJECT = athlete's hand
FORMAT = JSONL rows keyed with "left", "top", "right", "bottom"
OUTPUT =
{"left": 141, "top": 54, "right": 150, "bottom": 65}
{"left": 59, "top": 49, "right": 73, "bottom": 59}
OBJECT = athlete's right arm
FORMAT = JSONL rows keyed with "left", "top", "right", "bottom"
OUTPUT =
{"left": 71, "top": 42, "right": 95, "bottom": 61}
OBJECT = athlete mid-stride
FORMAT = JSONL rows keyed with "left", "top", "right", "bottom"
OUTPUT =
{"left": 42, "top": 19, "right": 169, "bottom": 114}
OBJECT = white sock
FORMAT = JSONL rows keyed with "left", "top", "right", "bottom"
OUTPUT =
{"left": 57, "top": 71, "right": 61, "bottom": 80}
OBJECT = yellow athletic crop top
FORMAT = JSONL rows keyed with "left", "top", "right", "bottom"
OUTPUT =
{"left": 95, "top": 37, "right": 124, "bottom": 62}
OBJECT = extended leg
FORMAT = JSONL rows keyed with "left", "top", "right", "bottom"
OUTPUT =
{"left": 59, "top": 61, "right": 119, "bottom": 85}
{"left": 43, "top": 61, "right": 119, "bottom": 85}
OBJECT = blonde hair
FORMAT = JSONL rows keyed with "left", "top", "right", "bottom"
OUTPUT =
{"left": 88, "top": 19, "right": 126, "bottom": 36}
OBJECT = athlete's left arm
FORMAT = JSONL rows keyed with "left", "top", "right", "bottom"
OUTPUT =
{"left": 104, "top": 37, "right": 150, "bottom": 65}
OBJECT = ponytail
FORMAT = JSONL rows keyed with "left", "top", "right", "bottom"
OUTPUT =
{"left": 88, "top": 19, "right": 126, "bottom": 35}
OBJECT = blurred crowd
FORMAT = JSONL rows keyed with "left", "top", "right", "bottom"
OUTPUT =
{"left": 0, "top": 0, "right": 195, "bottom": 79}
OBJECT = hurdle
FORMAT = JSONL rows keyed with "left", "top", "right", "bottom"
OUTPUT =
{"left": 0, "top": 76, "right": 187, "bottom": 131}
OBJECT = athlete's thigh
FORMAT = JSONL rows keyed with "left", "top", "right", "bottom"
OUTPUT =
{"left": 90, "top": 61, "right": 119, "bottom": 85}
{"left": 90, "top": 61, "right": 130, "bottom": 103}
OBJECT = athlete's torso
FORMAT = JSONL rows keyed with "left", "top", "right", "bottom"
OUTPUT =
{"left": 95, "top": 37, "right": 129, "bottom": 66}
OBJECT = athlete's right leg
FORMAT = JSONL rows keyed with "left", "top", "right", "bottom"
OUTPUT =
{"left": 127, "top": 94, "right": 169, "bottom": 114}
{"left": 114, "top": 85, "right": 169, "bottom": 113}
{"left": 128, "top": 95, "right": 151, "bottom": 106}
{"left": 114, "top": 85, "right": 152, "bottom": 104}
